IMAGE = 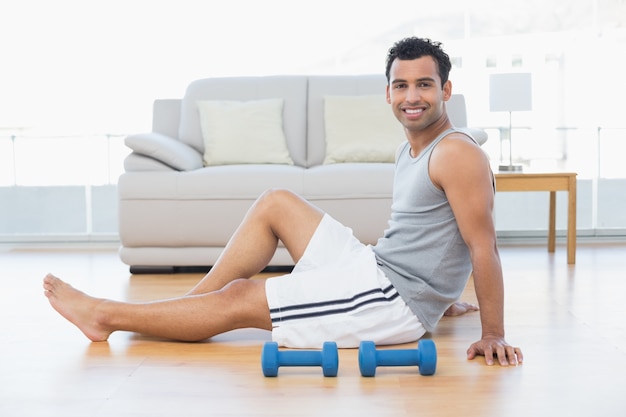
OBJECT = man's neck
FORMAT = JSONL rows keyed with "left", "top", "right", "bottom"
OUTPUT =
{"left": 406, "top": 118, "right": 453, "bottom": 158}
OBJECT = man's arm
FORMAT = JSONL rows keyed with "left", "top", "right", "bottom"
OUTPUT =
{"left": 430, "top": 134, "right": 523, "bottom": 366}
{"left": 465, "top": 235, "right": 522, "bottom": 365}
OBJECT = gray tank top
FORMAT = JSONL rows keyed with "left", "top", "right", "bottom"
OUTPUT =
{"left": 372, "top": 128, "right": 473, "bottom": 332}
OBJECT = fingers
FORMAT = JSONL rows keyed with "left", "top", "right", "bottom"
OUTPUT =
{"left": 493, "top": 345, "right": 523, "bottom": 366}
{"left": 467, "top": 341, "right": 523, "bottom": 366}
{"left": 485, "top": 345, "right": 496, "bottom": 366}
{"left": 466, "top": 343, "right": 481, "bottom": 361}
{"left": 466, "top": 342, "right": 498, "bottom": 365}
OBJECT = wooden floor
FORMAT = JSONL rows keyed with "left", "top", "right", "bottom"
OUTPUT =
{"left": 1, "top": 242, "right": 625, "bottom": 417}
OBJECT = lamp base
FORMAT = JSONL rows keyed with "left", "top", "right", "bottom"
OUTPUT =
{"left": 498, "top": 163, "right": 523, "bottom": 172}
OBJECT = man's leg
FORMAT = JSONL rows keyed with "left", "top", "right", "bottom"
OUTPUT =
{"left": 43, "top": 189, "right": 323, "bottom": 341}
{"left": 43, "top": 273, "right": 271, "bottom": 342}
{"left": 186, "top": 188, "right": 324, "bottom": 295}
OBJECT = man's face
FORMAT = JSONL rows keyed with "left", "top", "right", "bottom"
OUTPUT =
{"left": 386, "top": 56, "right": 451, "bottom": 134}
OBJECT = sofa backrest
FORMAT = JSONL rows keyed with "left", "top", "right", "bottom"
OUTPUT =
{"left": 157, "top": 75, "right": 475, "bottom": 169}
{"left": 152, "top": 99, "right": 181, "bottom": 139}
{"left": 178, "top": 76, "right": 309, "bottom": 167}
{"left": 447, "top": 94, "right": 468, "bottom": 127}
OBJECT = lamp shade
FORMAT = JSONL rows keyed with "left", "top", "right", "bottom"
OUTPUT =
{"left": 489, "top": 73, "right": 532, "bottom": 112}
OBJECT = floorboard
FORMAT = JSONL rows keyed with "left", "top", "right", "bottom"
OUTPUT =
{"left": 1, "top": 243, "right": 625, "bottom": 416}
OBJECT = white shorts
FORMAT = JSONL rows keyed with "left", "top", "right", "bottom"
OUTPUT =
{"left": 265, "top": 214, "right": 425, "bottom": 348}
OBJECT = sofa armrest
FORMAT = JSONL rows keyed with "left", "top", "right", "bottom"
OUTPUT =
{"left": 125, "top": 132, "right": 204, "bottom": 171}
{"left": 124, "top": 153, "right": 175, "bottom": 172}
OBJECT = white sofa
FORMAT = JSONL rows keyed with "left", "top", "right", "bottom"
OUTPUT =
{"left": 118, "top": 75, "right": 486, "bottom": 272}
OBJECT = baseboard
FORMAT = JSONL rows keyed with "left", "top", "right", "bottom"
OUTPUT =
{"left": 128, "top": 265, "right": 294, "bottom": 275}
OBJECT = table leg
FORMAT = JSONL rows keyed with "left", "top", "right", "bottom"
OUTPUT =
{"left": 548, "top": 191, "right": 556, "bottom": 253}
{"left": 567, "top": 176, "right": 577, "bottom": 264}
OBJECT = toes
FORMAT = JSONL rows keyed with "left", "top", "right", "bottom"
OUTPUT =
{"left": 43, "top": 273, "right": 55, "bottom": 286}
{"left": 43, "top": 274, "right": 62, "bottom": 294}
{"left": 45, "top": 273, "right": 59, "bottom": 282}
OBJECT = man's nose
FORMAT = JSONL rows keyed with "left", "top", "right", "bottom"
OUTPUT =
{"left": 406, "top": 86, "right": 421, "bottom": 103}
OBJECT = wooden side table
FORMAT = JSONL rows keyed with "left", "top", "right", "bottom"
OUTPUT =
{"left": 494, "top": 172, "right": 577, "bottom": 264}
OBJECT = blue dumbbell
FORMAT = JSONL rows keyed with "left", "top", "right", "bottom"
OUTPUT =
{"left": 261, "top": 341, "right": 339, "bottom": 377}
{"left": 358, "top": 339, "right": 437, "bottom": 377}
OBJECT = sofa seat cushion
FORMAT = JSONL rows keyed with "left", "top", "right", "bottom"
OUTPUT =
{"left": 119, "top": 165, "right": 306, "bottom": 200}
{"left": 119, "top": 162, "right": 396, "bottom": 201}
{"left": 118, "top": 163, "right": 396, "bottom": 250}
{"left": 302, "top": 163, "right": 394, "bottom": 199}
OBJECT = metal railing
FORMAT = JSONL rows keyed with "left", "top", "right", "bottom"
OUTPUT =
{"left": 2, "top": 127, "right": 624, "bottom": 186}
{"left": 1, "top": 128, "right": 625, "bottom": 240}
{"left": 480, "top": 126, "right": 626, "bottom": 179}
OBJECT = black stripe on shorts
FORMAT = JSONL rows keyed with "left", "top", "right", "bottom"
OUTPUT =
{"left": 269, "top": 284, "right": 400, "bottom": 324}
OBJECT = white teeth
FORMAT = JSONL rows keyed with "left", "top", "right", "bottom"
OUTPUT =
{"left": 405, "top": 108, "right": 423, "bottom": 114}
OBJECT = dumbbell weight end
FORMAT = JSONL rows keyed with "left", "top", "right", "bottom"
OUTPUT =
{"left": 261, "top": 341, "right": 280, "bottom": 377}
{"left": 417, "top": 339, "right": 437, "bottom": 376}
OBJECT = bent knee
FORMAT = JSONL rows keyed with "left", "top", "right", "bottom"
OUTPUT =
{"left": 221, "top": 278, "right": 259, "bottom": 298}
{"left": 253, "top": 188, "right": 303, "bottom": 216}
{"left": 257, "top": 188, "right": 299, "bottom": 207}
{"left": 221, "top": 279, "right": 271, "bottom": 328}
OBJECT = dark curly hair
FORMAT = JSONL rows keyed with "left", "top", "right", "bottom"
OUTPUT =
{"left": 385, "top": 37, "right": 452, "bottom": 88}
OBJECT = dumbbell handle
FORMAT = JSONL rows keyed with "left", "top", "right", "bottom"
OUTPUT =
{"left": 374, "top": 349, "right": 420, "bottom": 366}
{"left": 278, "top": 350, "right": 324, "bottom": 366}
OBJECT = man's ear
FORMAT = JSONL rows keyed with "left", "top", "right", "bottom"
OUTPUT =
{"left": 386, "top": 84, "right": 391, "bottom": 104}
{"left": 442, "top": 80, "right": 452, "bottom": 101}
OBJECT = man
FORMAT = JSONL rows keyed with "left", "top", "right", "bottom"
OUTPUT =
{"left": 43, "top": 37, "right": 522, "bottom": 366}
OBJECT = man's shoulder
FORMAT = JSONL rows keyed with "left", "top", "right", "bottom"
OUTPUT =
{"left": 430, "top": 131, "right": 492, "bottom": 189}
{"left": 441, "top": 129, "right": 480, "bottom": 145}
{"left": 433, "top": 131, "right": 483, "bottom": 161}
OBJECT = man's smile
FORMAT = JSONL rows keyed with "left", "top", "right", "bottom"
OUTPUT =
{"left": 403, "top": 108, "right": 425, "bottom": 114}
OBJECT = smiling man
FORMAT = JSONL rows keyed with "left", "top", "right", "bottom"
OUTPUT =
{"left": 374, "top": 37, "right": 521, "bottom": 365}
{"left": 43, "top": 37, "right": 522, "bottom": 366}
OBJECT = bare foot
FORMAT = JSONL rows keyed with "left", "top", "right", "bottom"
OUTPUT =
{"left": 43, "top": 273, "right": 112, "bottom": 342}
{"left": 444, "top": 301, "right": 479, "bottom": 317}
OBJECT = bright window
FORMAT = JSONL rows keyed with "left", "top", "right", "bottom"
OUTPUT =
{"left": 1, "top": 0, "right": 625, "bottom": 237}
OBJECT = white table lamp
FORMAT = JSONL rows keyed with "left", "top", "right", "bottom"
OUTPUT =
{"left": 489, "top": 73, "right": 532, "bottom": 172}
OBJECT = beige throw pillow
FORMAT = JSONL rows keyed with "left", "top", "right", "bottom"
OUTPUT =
{"left": 323, "top": 95, "right": 405, "bottom": 164}
{"left": 197, "top": 99, "right": 293, "bottom": 166}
